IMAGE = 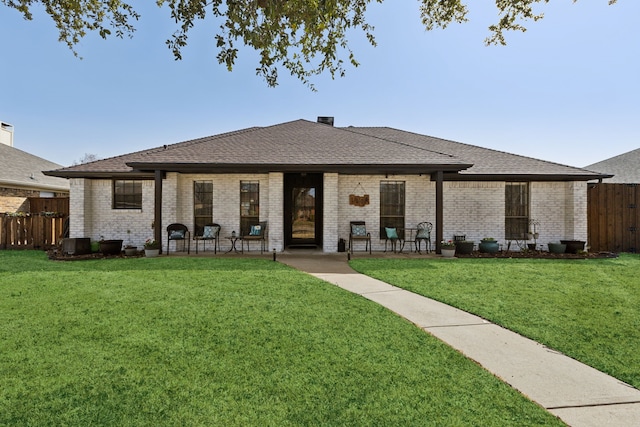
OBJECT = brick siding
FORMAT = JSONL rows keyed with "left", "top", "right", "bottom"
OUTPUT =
{"left": 68, "top": 174, "right": 588, "bottom": 252}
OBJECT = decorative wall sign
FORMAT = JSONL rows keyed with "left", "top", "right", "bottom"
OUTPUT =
{"left": 349, "top": 182, "right": 369, "bottom": 206}
{"left": 349, "top": 194, "right": 370, "bottom": 207}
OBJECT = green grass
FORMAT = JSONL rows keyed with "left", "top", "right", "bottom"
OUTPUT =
{"left": 350, "top": 254, "right": 640, "bottom": 390}
{"left": 0, "top": 251, "right": 562, "bottom": 426}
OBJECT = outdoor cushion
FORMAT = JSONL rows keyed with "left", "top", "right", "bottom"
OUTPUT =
{"left": 250, "top": 225, "right": 262, "bottom": 236}
{"left": 170, "top": 230, "right": 185, "bottom": 239}
{"left": 416, "top": 228, "right": 430, "bottom": 239}
{"left": 351, "top": 224, "right": 367, "bottom": 236}
{"left": 203, "top": 225, "right": 219, "bottom": 239}
{"left": 385, "top": 227, "right": 399, "bottom": 239}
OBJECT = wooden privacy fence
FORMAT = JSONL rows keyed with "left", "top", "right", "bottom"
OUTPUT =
{"left": 588, "top": 183, "right": 640, "bottom": 253}
{"left": 28, "top": 197, "right": 70, "bottom": 216}
{"left": 0, "top": 213, "right": 68, "bottom": 250}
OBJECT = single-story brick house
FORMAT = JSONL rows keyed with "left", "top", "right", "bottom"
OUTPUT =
{"left": 45, "top": 118, "right": 610, "bottom": 253}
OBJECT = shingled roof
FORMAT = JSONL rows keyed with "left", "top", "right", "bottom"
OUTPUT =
{"left": 0, "top": 143, "right": 69, "bottom": 192}
{"left": 45, "top": 119, "right": 609, "bottom": 181}
{"left": 348, "top": 127, "right": 609, "bottom": 181}
{"left": 585, "top": 148, "right": 639, "bottom": 183}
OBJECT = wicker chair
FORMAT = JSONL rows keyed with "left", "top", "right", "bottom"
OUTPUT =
{"left": 166, "top": 223, "right": 190, "bottom": 255}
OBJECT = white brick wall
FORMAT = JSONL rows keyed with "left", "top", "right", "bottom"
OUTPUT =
{"left": 173, "top": 173, "right": 271, "bottom": 251}
{"left": 531, "top": 182, "right": 588, "bottom": 248}
{"left": 323, "top": 173, "right": 339, "bottom": 252}
{"left": 444, "top": 182, "right": 504, "bottom": 243}
{"left": 68, "top": 178, "right": 155, "bottom": 248}
{"left": 70, "top": 173, "right": 590, "bottom": 252}
{"left": 267, "top": 172, "right": 283, "bottom": 252}
{"left": 335, "top": 174, "right": 434, "bottom": 252}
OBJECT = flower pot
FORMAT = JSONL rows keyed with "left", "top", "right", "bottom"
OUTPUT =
{"left": 441, "top": 248, "right": 456, "bottom": 258}
{"left": 62, "top": 238, "right": 91, "bottom": 255}
{"left": 479, "top": 241, "right": 499, "bottom": 254}
{"left": 145, "top": 249, "right": 160, "bottom": 258}
{"left": 124, "top": 247, "right": 137, "bottom": 256}
{"left": 99, "top": 239, "right": 123, "bottom": 256}
{"left": 548, "top": 243, "right": 566, "bottom": 254}
{"left": 454, "top": 241, "right": 474, "bottom": 255}
{"left": 561, "top": 240, "right": 586, "bottom": 254}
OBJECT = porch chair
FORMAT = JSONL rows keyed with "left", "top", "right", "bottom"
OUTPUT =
{"left": 166, "top": 223, "right": 190, "bottom": 255}
{"left": 383, "top": 226, "right": 403, "bottom": 253}
{"left": 415, "top": 221, "right": 432, "bottom": 253}
{"left": 242, "top": 221, "right": 267, "bottom": 253}
{"left": 195, "top": 223, "right": 221, "bottom": 254}
{"left": 349, "top": 221, "right": 371, "bottom": 254}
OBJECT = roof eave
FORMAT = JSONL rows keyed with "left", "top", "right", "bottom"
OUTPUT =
{"left": 0, "top": 178, "right": 70, "bottom": 192}
{"left": 43, "top": 170, "right": 155, "bottom": 180}
{"left": 125, "top": 162, "right": 474, "bottom": 175}
{"left": 444, "top": 172, "right": 614, "bottom": 182}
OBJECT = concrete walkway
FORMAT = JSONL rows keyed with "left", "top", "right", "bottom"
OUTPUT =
{"left": 277, "top": 252, "right": 640, "bottom": 427}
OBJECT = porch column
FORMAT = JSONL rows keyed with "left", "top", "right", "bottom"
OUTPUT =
{"left": 154, "top": 170, "right": 163, "bottom": 253}
{"left": 435, "top": 170, "right": 443, "bottom": 253}
{"left": 323, "top": 173, "right": 339, "bottom": 252}
{"left": 268, "top": 172, "right": 284, "bottom": 251}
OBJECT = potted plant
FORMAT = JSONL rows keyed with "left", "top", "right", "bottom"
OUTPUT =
{"left": 99, "top": 237, "right": 124, "bottom": 255}
{"left": 548, "top": 242, "right": 566, "bottom": 254}
{"left": 454, "top": 240, "right": 474, "bottom": 255}
{"left": 560, "top": 240, "right": 586, "bottom": 254}
{"left": 124, "top": 245, "right": 138, "bottom": 256}
{"left": 479, "top": 237, "right": 499, "bottom": 254}
{"left": 441, "top": 240, "right": 456, "bottom": 258}
{"left": 144, "top": 238, "right": 160, "bottom": 257}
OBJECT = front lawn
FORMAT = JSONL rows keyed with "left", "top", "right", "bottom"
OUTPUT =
{"left": 350, "top": 254, "right": 640, "bottom": 390}
{"left": 0, "top": 251, "right": 561, "bottom": 426}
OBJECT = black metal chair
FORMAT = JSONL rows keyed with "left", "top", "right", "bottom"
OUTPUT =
{"left": 242, "top": 221, "right": 267, "bottom": 253}
{"left": 384, "top": 226, "right": 403, "bottom": 253}
{"left": 349, "top": 221, "right": 371, "bottom": 254}
{"left": 166, "top": 223, "right": 190, "bottom": 255}
{"left": 415, "top": 221, "right": 432, "bottom": 253}
{"left": 195, "top": 223, "right": 220, "bottom": 254}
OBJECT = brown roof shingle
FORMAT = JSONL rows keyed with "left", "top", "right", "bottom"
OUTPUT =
{"left": 45, "top": 119, "right": 608, "bottom": 181}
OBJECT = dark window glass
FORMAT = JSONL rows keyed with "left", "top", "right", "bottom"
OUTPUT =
{"left": 380, "top": 181, "right": 405, "bottom": 238}
{"left": 240, "top": 181, "right": 259, "bottom": 235}
{"left": 505, "top": 182, "right": 529, "bottom": 240}
{"left": 113, "top": 180, "right": 142, "bottom": 209}
{"left": 194, "top": 181, "right": 213, "bottom": 236}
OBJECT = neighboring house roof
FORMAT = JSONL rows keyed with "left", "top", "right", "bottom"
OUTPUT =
{"left": 0, "top": 143, "right": 70, "bottom": 192}
{"left": 44, "top": 119, "right": 609, "bottom": 181}
{"left": 584, "top": 148, "right": 640, "bottom": 183}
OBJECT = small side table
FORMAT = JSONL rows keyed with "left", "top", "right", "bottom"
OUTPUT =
{"left": 226, "top": 236, "right": 242, "bottom": 254}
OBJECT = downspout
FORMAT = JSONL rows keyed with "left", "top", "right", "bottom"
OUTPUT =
{"left": 435, "top": 170, "right": 443, "bottom": 254}
{"left": 154, "top": 170, "right": 163, "bottom": 253}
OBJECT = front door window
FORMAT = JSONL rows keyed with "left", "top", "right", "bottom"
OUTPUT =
{"left": 292, "top": 187, "right": 315, "bottom": 241}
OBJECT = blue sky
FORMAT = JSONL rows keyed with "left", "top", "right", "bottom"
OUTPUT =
{"left": 1, "top": 1, "right": 638, "bottom": 168}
